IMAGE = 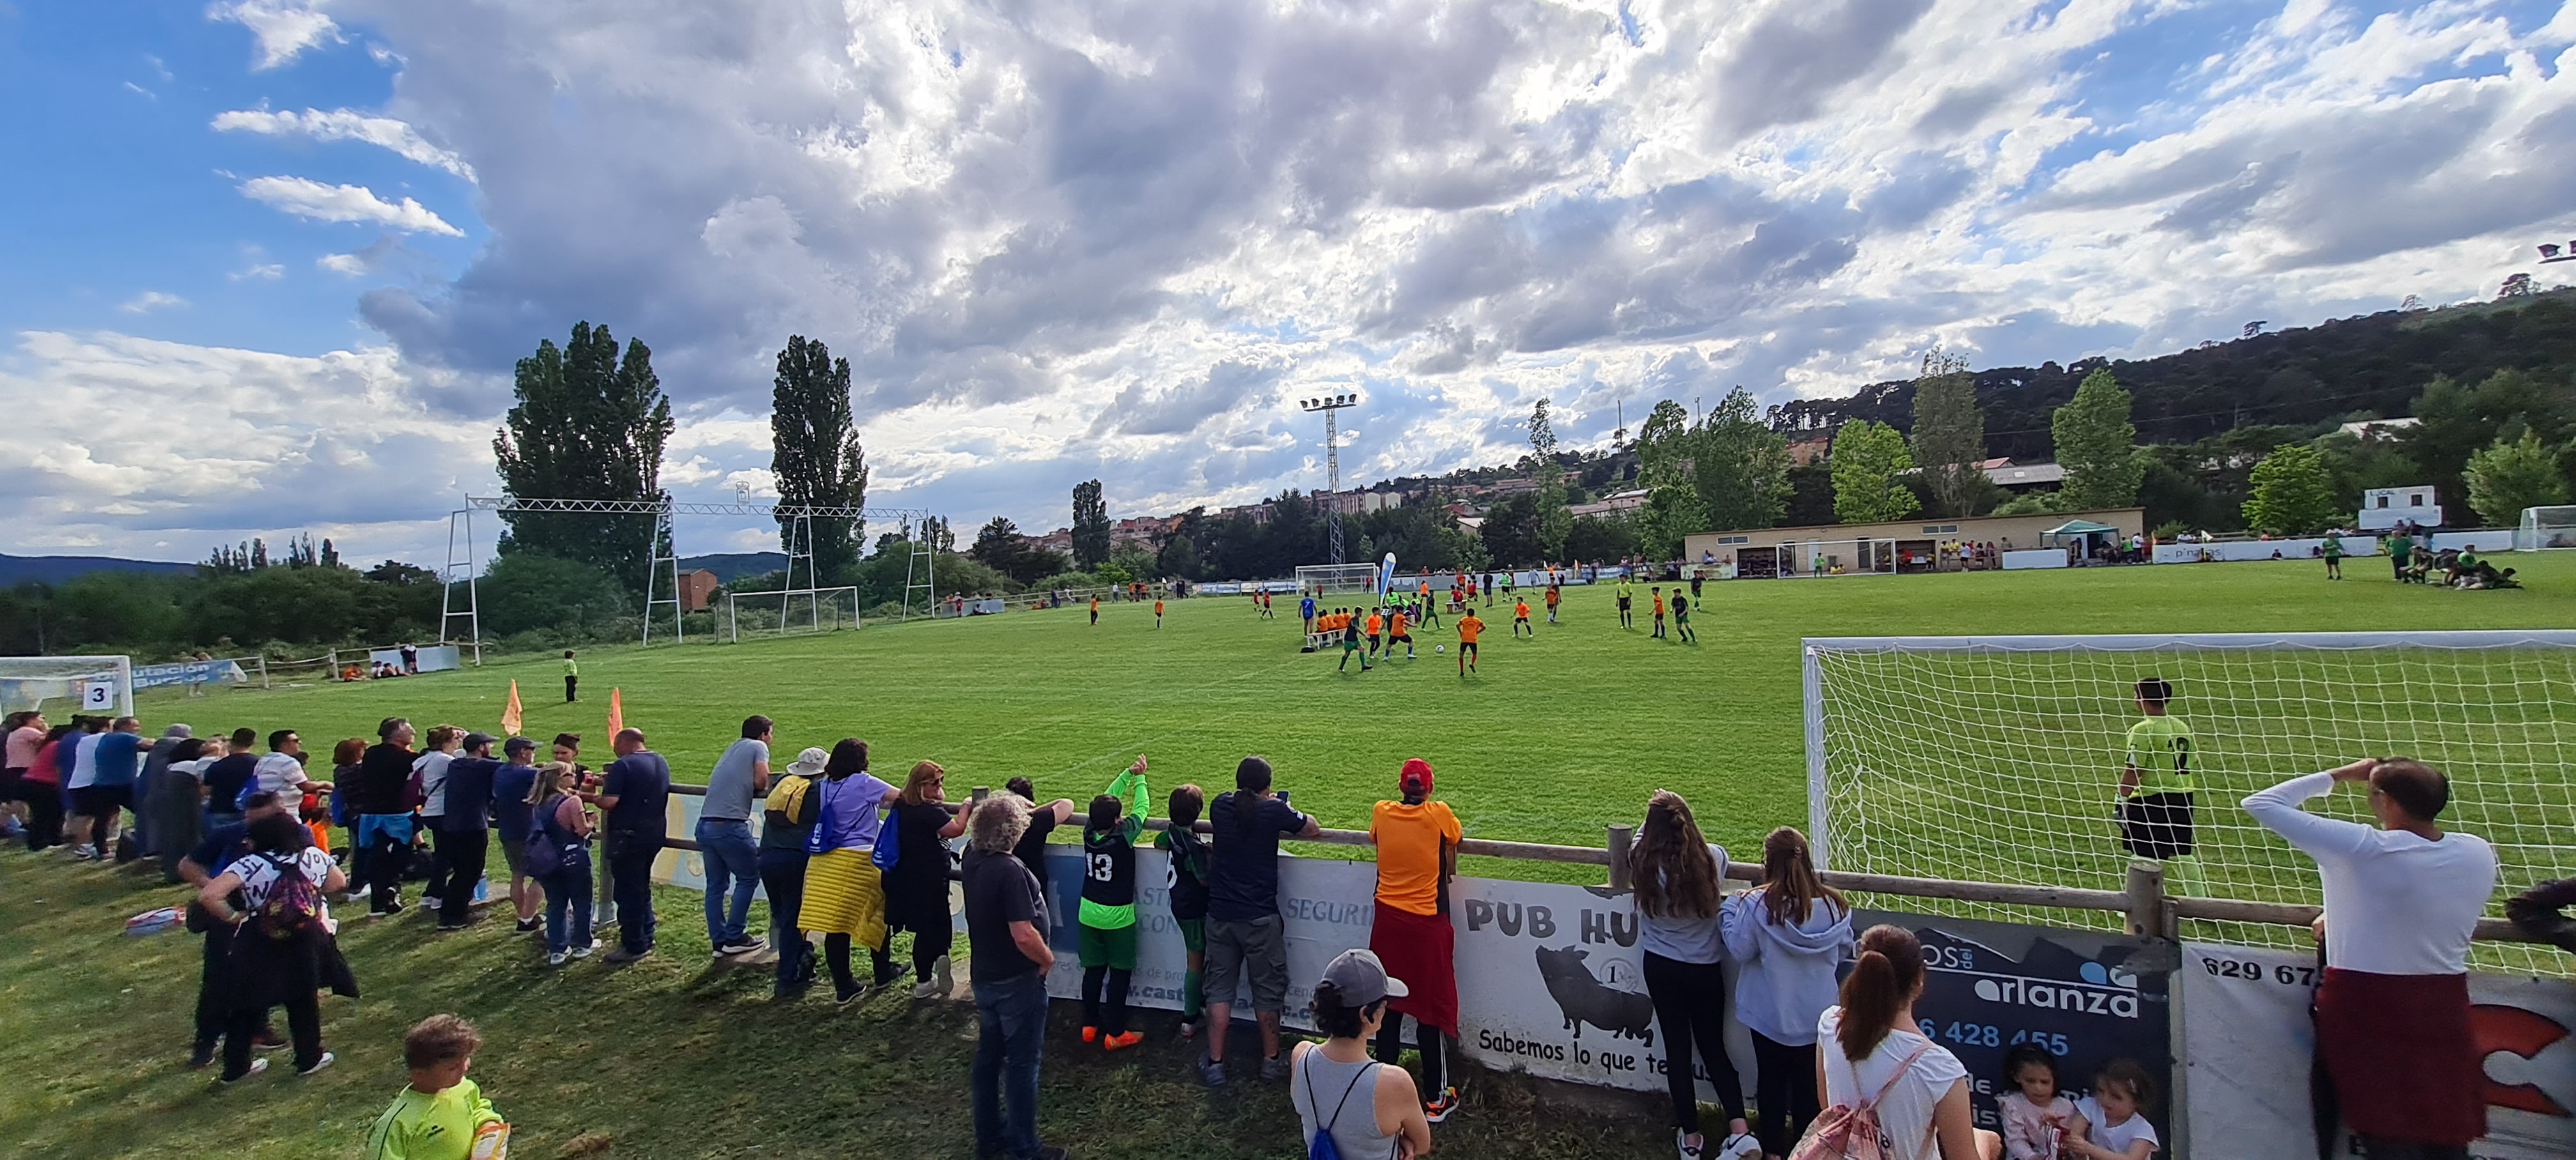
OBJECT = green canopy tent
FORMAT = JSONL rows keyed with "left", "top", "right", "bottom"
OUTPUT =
{"left": 2041, "top": 519, "right": 2121, "bottom": 562}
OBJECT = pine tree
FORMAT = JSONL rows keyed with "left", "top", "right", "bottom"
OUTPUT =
{"left": 1831, "top": 420, "right": 1919, "bottom": 523}
{"left": 492, "top": 321, "right": 675, "bottom": 590}
{"left": 2053, "top": 369, "right": 2145, "bottom": 510}
{"left": 769, "top": 335, "right": 870, "bottom": 584}
{"left": 1911, "top": 351, "right": 1988, "bottom": 517}
{"left": 1071, "top": 479, "right": 1111, "bottom": 570}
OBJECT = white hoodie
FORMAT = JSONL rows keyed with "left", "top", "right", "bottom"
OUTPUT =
{"left": 1720, "top": 888, "right": 1853, "bottom": 1046}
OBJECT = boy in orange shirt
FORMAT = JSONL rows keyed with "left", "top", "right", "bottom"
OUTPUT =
{"left": 1365, "top": 609, "right": 1384, "bottom": 658}
{"left": 1368, "top": 758, "right": 1463, "bottom": 1122}
{"left": 1090, "top": 596, "right": 1100, "bottom": 626}
{"left": 1544, "top": 583, "right": 1561, "bottom": 623}
{"left": 1154, "top": 598, "right": 1165, "bottom": 629}
{"left": 1650, "top": 586, "right": 1667, "bottom": 640}
{"left": 1512, "top": 597, "right": 1533, "bottom": 637}
{"left": 1388, "top": 607, "right": 1414, "bottom": 659}
{"left": 1454, "top": 608, "right": 1483, "bottom": 675}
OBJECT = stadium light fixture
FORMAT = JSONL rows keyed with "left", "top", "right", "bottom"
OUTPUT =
{"left": 1300, "top": 392, "right": 1361, "bottom": 564}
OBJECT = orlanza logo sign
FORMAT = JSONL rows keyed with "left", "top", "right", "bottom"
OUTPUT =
{"left": 1959, "top": 968, "right": 2142, "bottom": 1019}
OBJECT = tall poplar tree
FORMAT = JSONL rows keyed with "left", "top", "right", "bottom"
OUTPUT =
{"left": 2052, "top": 369, "right": 2145, "bottom": 510}
{"left": 1910, "top": 351, "right": 1988, "bottom": 517}
{"left": 1529, "top": 398, "right": 1572, "bottom": 560}
{"left": 770, "top": 335, "right": 870, "bottom": 584}
{"left": 1071, "top": 479, "right": 1111, "bottom": 570}
{"left": 493, "top": 321, "right": 675, "bottom": 590}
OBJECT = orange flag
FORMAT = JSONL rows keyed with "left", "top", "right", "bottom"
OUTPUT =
{"left": 607, "top": 687, "right": 625, "bottom": 737}
{"left": 501, "top": 680, "right": 524, "bottom": 736}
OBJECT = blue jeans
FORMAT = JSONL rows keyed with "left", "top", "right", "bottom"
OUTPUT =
{"left": 604, "top": 831, "right": 661, "bottom": 953}
{"left": 694, "top": 818, "right": 760, "bottom": 946}
{"left": 972, "top": 971, "right": 1048, "bottom": 1159}
{"left": 542, "top": 853, "right": 594, "bottom": 955}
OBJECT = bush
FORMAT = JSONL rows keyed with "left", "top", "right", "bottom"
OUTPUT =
{"left": 478, "top": 552, "right": 632, "bottom": 636}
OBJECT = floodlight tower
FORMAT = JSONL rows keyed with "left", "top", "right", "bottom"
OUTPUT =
{"left": 1300, "top": 392, "right": 1360, "bottom": 564}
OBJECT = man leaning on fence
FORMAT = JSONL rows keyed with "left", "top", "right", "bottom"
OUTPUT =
{"left": 2244, "top": 758, "right": 2497, "bottom": 1160}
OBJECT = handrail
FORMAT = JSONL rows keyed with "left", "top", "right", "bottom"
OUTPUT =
{"left": 645, "top": 782, "right": 2554, "bottom": 947}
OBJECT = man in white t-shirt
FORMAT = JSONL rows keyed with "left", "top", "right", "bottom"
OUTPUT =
{"left": 2244, "top": 758, "right": 2496, "bottom": 1160}
{"left": 253, "top": 729, "right": 323, "bottom": 797}
{"left": 411, "top": 726, "right": 461, "bottom": 908}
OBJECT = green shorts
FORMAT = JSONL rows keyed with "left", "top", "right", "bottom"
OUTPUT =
{"left": 1176, "top": 916, "right": 1205, "bottom": 954}
{"left": 1078, "top": 922, "right": 1138, "bottom": 970}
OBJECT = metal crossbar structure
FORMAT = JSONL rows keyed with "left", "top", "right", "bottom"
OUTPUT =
{"left": 440, "top": 496, "right": 938, "bottom": 657}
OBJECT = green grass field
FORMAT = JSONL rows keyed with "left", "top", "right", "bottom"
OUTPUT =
{"left": 10, "top": 557, "right": 2573, "bottom": 1158}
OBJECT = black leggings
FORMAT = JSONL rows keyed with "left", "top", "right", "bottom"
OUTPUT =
{"left": 823, "top": 933, "right": 896, "bottom": 993}
{"left": 1751, "top": 1031, "right": 1820, "bottom": 1155}
{"left": 1642, "top": 951, "right": 1746, "bottom": 1133}
{"left": 901, "top": 921, "right": 952, "bottom": 980}
{"left": 1373, "top": 1016, "right": 1446, "bottom": 1094}
{"left": 1081, "top": 965, "right": 1134, "bottom": 1035}
{"left": 23, "top": 787, "right": 63, "bottom": 850}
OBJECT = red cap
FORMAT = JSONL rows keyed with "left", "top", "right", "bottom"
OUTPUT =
{"left": 1400, "top": 758, "right": 1434, "bottom": 795}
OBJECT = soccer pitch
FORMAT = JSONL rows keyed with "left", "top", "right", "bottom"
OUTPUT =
{"left": 148, "top": 555, "right": 2576, "bottom": 892}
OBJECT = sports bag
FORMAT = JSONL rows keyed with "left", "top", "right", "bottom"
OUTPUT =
{"left": 1788, "top": 1041, "right": 1937, "bottom": 1160}
{"left": 523, "top": 794, "right": 581, "bottom": 879}
{"left": 250, "top": 852, "right": 326, "bottom": 943}
{"left": 1301, "top": 1051, "right": 1388, "bottom": 1160}
{"left": 871, "top": 798, "right": 903, "bottom": 870}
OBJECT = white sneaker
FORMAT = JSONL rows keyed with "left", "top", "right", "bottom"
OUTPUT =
{"left": 548, "top": 951, "right": 569, "bottom": 967}
{"left": 1675, "top": 1129, "right": 1704, "bottom": 1159}
{"left": 219, "top": 1058, "right": 270, "bottom": 1085}
{"left": 910, "top": 976, "right": 944, "bottom": 1000}
{"left": 72, "top": 844, "right": 98, "bottom": 860}
{"left": 297, "top": 1051, "right": 335, "bottom": 1077}
{"left": 929, "top": 954, "right": 952, "bottom": 996}
{"left": 1715, "top": 1132, "right": 1761, "bottom": 1160}
{"left": 571, "top": 940, "right": 599, "bottom": 959}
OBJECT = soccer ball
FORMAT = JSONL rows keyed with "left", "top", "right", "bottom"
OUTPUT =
{"left": 1436, "top": 645, "right": 1445, "bottom": 653}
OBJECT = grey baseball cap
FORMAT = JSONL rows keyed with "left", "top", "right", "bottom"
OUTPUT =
{"left": 1319, "top": 948, "right": 1408, "bottom": 1005}
{"left": 503, "top": 736, "right": 536, "bottom": 754}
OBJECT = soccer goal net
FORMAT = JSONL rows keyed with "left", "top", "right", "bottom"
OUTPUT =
{"left": 1804, "top": 631, "right": 2576, "bottom": 974}
{"left": 724, "top": 586, "right": 861, "bottom": 642}
{"left": 0, "top": 655, "right": 134, "bottom": 717}
{"left": 1296, "top": 563, "right": 1386, "bottom": 597}
{"left": 2518, "top": 505, "right": 2576, "bottom": 551}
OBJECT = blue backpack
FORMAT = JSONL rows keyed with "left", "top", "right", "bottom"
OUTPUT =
{"left": 1302, "top": 1053, "right": 1383, "bottom": 1160}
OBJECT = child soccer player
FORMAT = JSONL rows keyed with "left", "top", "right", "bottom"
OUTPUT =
{"left": 1300, "top": 592, "right": 1316, "bottom": 632}
{"left": 1154, "top": 597, "right": 1165, "bottom": 628}
{"left": 1339, "top": 611, "right": 1372, "bottom": 672}
{"left": 367, "top": 1015, "right": 507, "bottom": 1160}
{"left": 1671, "top": 591, "right": 1694, "bottom": 643}
{"left": 1091, "top": 595, "right": 1101, "bottom": 626}
{"left": 1080, "top": 756, "right": 1150, "bottom": 1051}
{"left": 1420, "top": 586, "right": 1441, "bottom": 629}
{"left": 562, "top": 650, "right": 578, "bottom": 703}
{"left": 1388, "top": 606, "right": 1414, "bottom": 659}
{"left": 1998, "top": 1044, "right": 2077, "bottom": 1160}
{"left": 2320, "top": 531, "right": 2343, "bottom": 580}
{"left": 1365, "top": 608, "right": 1384, "bottom": 657}
{"left": 2067, "top": 1060, "right": 2161, "bottom": 1160}
{"left": 2118, "top": 678, "right": 2200, "bottom": 897}
{"left": 1544, "top": 583, "right": 1560, "bottom": 623}
{"left": 1649, "top": 586, "right": 1667, "bottom": 639}
{"left": 1616, "top": 577, "right": 1634, "bottom": 629}
{"left": 1454, "top": 607, "right": 1483, "bottom": 676}
{"left": 1155, "top": 784, "right": 1213, "bottom": 1038}
{"left": 1689, "top": 570, "right": 1703, "bottom": 599}
{"left": 1512, "top": 597, "right": 1533, "bottom": 637}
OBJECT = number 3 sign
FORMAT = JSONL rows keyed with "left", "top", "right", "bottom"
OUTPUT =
{"left": 79, "top": 681, "right": 115, "bottom": 711}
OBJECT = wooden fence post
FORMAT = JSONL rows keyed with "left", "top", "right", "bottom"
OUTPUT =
{"left": 1606, "top": 824, "right": 1632, "bottom": 891}
{"left": 2124, "top": 861, "right": 2169, "bottom": 940}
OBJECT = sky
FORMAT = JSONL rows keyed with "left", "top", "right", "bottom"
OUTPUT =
{"left": 4, "top": 0, "right": 2573, "bottom": 568}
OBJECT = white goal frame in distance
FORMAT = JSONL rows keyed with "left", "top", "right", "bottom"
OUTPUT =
{"left": 1802, "top": 630, "right": 2576, "bottom": 970}
{"left": 1295, "top": 563, "right": 1386, "bottom": 599}
{"left": 0, "top": 655, "right": 134, "bottom": 717}
{"left": 2518, "top": 505, "right": 2576, "bottom": 551}
{"left": 726, "top": 585, "right": 862, "bottom": 643}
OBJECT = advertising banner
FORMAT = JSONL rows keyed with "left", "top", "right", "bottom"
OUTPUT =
{"left": 2180, "top": 943, "right": 2576, "bottom": 1160}
{"left": 131, "top": 659, "right": 248, "bottom": 691}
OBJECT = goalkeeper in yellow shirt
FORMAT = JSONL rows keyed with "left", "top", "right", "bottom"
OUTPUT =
{"left": 2117, "top": 677, "right": 2202, "bottom": 897}
{"left": 367, "top": 1016, "right": 507, "bottom": 1159}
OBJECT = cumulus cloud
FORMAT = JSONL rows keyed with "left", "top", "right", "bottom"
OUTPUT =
{"left": 239, "top": 175, "right": 463, "bottom": 235}
{"left": 0, "top": 330, "right": 488, "bottom": 560}
{"left": 119, "top": 291, "right": 187, "bottom": 314}
{"left": 40, "top": 0, "right": 2573, "bottom": 551}
{"left": 213, "top": 107, "right": 477, "bottom": 179}
{"left": 231, "top": 263, "right": 286, "bottom": 282}
{"left": 208, "top": 1, "right": 342, "bottom": 70}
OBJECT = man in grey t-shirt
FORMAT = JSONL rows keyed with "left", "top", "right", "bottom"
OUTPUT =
{"left": 698, "top": 715, "right": 773, "bottom": 956}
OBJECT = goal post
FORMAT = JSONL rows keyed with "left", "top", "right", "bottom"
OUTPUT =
{"left": 2518, "top": 505, "right": 2576, "bottom": 551}
{"left": 1803, "top": 630, "right": 2576, "bottom": 972}
{"left": 1294, "top": 563, "right": 1386, "bottom": 599}
{"left": 0, "top": 655, "right": 134, "bottom": 717}
{"left": 724, "top": 585, "right": 861, "bottom": 643}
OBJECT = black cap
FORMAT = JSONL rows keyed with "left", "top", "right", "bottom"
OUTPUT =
{"left": 461, "top": 731, "right": 496, "bottom": 752}
{"left": 502, "top": 736, "right": 535, "bottom": 754}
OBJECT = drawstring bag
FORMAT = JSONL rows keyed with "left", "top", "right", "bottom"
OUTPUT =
{"left": 1302, "top": 1051, "right": 1385, "bottom": 1160}
{"left": 871, "top": 799, "right": 903, "bottom": 870}
{"left": 1788, "top": 1041, "right": 1936, "bottom": 1160}
{"left": 804, "top": 779, "right": 839, "bottom": 856}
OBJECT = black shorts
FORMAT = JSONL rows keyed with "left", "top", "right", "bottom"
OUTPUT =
{"left": 1616, "top": 597, "right": 1632, "bottom": 609}
{"left": 1515, "top": 616, "right": 1529, "bottom": 624}
{"left": 73, "top": 784, "right": 130, "bottom": 818}
{"left": 1367, "top": 634, "right": 1381, "bottom": 648}
{"left": 1459, "top": 641, "right": 1478, "bottom": 656}
{"left": 2119, "top": 793, "right": 2195, "bottom": 860}
{"left": 1390, "top": 633, "right": 1411, "bottom": 644}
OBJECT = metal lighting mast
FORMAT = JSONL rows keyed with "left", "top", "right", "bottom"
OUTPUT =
{"left": 1300, "top": 392, "right": 1360, "bottom": 564}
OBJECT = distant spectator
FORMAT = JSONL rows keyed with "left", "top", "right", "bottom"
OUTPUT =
{"left": 255, "top": 728, "right": 320, "bottom": 797}
{"left": 19, "top": 724, "right": 74, "bottom": 851}
{"left": 135, "top": 722, "right": 192, "bottom": 857}
{"left": 526, "top": 762, "right": 598, "bottom": 966}
{"left": 3, "top": 711, "right": 44, "bottom": 838}
{"left": 799, "top": 739, "right": 899, "bottom": 1003}
{"left": 760, "top": 747, "right": 831, "bottom": 998}
{"left": 73, "top": 715, "right": 145, "bottom": 860}
{"left": 698, "top": 715, "right": 774, "bottom": 958}
{"left": 1816, "top": 925, "right": 1997, "bottom": 1160}
{"left": 1630, "top": 790, "right": 1752, "bottom": 1159}
{"left": 562, "top": 650, "right": 579, "bottom": 703}
{"left": 201, "top": 728, "right": 261, "bottom": 831}
{"left": 353, "top": 719, "right": 420, "bottom": 917}
{"left": 195, "top": 811, "right": 349, "bottom": 1082}
{"left": 491, "top": 737, "right": 542, "bottom": 933}
{"left": 961, "top": 792, "right": 1069, "bottom": 1160}
{"left": 413, "top": 726, "right": 462, "bottom": 910}
{"left": 366, "top": 1014, "right": 506, "bottom": 1160}
{"left": 151, "top": 737, "right": 211, "bottom": 883}
{"left": 590, "top": 728, "right": 669, "bottom": 963}
{"left": 179, "top": 790, "right": 293, "bottom": 1069}
{"left": 1367, "top": 758, "right": 1461, "bottom": 1122}
{"left": 434, "top": 733, "right": 500, "bottom": 931}
{"left": 1200, "top": 756, "right": 1320, "bottom": 1086}
{"left": 1291, "top": 949, "right": 1434, "bottom": 1160}
{"left": 886, "top": 759, "right": 967, "bottom": 1000}
{"left": 1004, "top": 775, "right": 1076, "bottom": 892}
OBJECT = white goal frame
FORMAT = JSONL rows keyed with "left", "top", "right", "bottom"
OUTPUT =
{"left": 1803, "top": 630, "right": 2576, "bottom": 969}
{"left": 1295, "top": 563, "right": 1386, "bottom": 598}
{"left": 0, "top": 655, "right": 134, "bottom": 717}
{"left": 2517, "top": 505, "right": 2576, "bottom": 551}
{"left": 726, "top": 585, "right": 862, "bottom": 642}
